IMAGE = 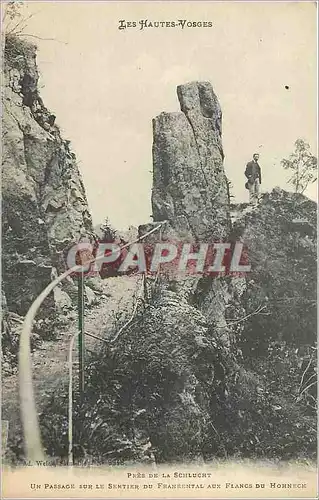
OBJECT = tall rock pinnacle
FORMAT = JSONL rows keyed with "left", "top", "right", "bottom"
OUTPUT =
{"left": 151, "top": 81, "right": 230, "bottom": 241}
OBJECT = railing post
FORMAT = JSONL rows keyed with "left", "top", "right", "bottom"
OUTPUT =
{"left": 78, "top": 270, "right": 85, "bottom": 394}
{"left": 68, "top": 332, "right": 79, "bottom": 466}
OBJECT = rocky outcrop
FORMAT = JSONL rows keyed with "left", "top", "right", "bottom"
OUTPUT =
{"left": 231, "top": 189, "right": 317, "bottom": 350}
{"left": 142, "top": 82, "right": 242, "bottom": 346}
{"left": 105, "top": 289, "right": 232, "bottom": 462}
{"left": 2, "top": 35, "right": 94, "bottom": 316}
{"left": 129, "top": 83, "right": 245, "bottom": 459}
{"left": 152, "top": 81, "right": 230, "bottom": 240}
{"left": 24, "top": 80, "right": 317, "bottom": 464}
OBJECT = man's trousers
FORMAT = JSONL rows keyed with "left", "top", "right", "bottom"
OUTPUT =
{"left": 248, "top": 178, "right": 260, "bottom": 205}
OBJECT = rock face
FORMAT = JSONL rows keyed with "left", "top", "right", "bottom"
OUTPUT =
{"left": 22, "top": 79, "right": 317, "bottom": 464}
{"left": 2, "top": 35, "right": 94, "bottom": 316}
{"left": 231, "top": 189, "right": 317, "bottom": 350}
{"left": 143, "top": 82, "right": 240, "bottom": 345}
{"left": 131, "top": 83, "right": 242, "bottom": 459}
{"left": 104, "top": 289, "right": 231, "bottom": 463}
{"left": 152, "top": 81, "right": 230, "bottom": 240}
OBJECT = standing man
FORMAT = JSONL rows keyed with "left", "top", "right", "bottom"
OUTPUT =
{"left": 245, "top": 153, "right": 262, "bottom": 206}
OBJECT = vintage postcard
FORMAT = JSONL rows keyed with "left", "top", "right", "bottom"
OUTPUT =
{"left": 1, "top": 1, "right": 317, "bottom": 498}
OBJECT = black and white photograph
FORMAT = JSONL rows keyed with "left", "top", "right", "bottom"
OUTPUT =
{"left": 1, "top": 1, "right": 317, "bottom": 498}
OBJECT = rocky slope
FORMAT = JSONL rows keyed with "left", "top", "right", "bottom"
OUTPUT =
{"left": 68, "top": 188, "right": 315, "bottom": 464}
{"left": 37, "top": 82, "right": 316, "bottom": 464}
{"left": 2, "top": 67, "right": 316, "bottom": 464}
{"left": 232, "top": 189, "right": 317, "bottom": 352}
{"left": 2, "top": 35, "right": 94, "bottom": 321}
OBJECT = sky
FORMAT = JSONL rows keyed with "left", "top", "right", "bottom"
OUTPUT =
{"left": 8, "top": 1, "right": 318, "bottom": 229}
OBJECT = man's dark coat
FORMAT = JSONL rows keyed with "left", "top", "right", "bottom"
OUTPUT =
{"left": 245, "top": 161, "right": 262, "bottom": 184}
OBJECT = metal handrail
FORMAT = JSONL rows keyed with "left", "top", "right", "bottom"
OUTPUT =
{"left": 18, "top": 221, "right": 167, "bottom": 461}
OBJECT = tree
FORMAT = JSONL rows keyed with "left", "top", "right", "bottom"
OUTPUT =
{"left": 281, "top": 139, "right": 317, "bottom": 194}
{"left": 2, "top": 2, "right": 63, "bottom": 43}
{"left": 2, "top": 1, "right": 27, "bottom": 36}
{"left": 100, "top": 217, "right": 116, "bottom": 242}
